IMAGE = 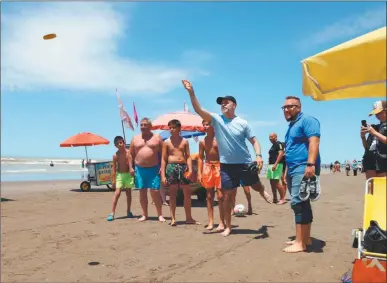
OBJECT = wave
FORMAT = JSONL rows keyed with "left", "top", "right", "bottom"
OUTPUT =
{"left": 1, "top": 158, "right": 99, "bottom": 166}
{"left": 2, "top": 168, "right": 87, "bottom": 174}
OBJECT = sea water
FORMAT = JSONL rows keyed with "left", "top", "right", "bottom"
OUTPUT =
{"left": 1, "top": 157, "right": 97, "bottom": 182}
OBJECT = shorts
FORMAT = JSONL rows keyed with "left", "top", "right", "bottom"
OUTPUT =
{"left": 166, "top": 163, "right": 191, "bottom": 185}
{"left": 115, "top": 172, "right": 134, "bottom": 190}
{"left": 135, "top": 165, "right": 160, "bottom": 190}
{"left": 266, "top": 163, "right": 284, "bottom": 180}
{"left": 201, "top": 162, "right": 221, "bottom": 189}
{"left": 363, "top": 153, "right": 387, "bottom": 173}
{"left": 220, "top": 162, "right": 260, "bottom": 190}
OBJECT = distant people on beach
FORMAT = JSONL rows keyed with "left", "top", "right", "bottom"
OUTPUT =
{"left": 82, "top": 159, "right": 85, "bottom": 168}
{"left": 50, "top": 161, "right": 54, "bottom": 167}
{"left": 352, "top": 160, "right": 358, "bottom": 176}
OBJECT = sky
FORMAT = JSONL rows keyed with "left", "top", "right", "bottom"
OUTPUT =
{"left": 1, "top": 1, "right": 386, "bottom": 163}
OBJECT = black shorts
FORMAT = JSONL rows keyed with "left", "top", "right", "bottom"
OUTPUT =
{"left": 363, "top": 153, "right": 387, "bottom": 173}
{"left": 220, "top": 162, "right": 260, "bottom": 190}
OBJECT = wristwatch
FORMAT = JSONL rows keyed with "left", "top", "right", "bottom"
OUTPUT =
{"left": 306, "top": 163, "right": 315, "bottom": 167}
{"left": 256, "top": 154, "right": 262, "bottom": 157}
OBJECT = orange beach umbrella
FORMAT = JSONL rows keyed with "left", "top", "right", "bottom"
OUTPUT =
{"left": 151, "top": 111, "right": 205, "bottom": 132}
{"left": 60, "top": 132, "right": 110, "bottom": 161}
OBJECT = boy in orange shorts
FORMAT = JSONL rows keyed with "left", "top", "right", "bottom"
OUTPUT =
{"left": 197, "top": 120, "right": 225, "bottom": 231}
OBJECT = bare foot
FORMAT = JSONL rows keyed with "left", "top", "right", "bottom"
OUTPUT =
{"left": 221, "top": 228, "right": 232, "bottom": 237}
{"left": 138, "top": 216, "right": 147, "bottom": 222}
{"left": 286, "top": 239, "right": 312, "bottom": 246}
{"left": 158, "top": 216, "right": 166, "bottom": 222}
{"left": 261, "top": 191, "right": 273, "bottom": 204}
{"left": 206, "top": 223, "right": 214, "bottom": 230}
{"left": 170, "top": 220, "right": 177, "bottom": 227}
{"left": 277, "top": 199, "right": 287, "bottom": 205}
{"left": 247, "top": 206, "right": 253, "bottom": 215}
{"left": 282, "top": 243, "right": 306, "bottom": 253}
{"left": 186, "top": 219, "right": 201, "bottom": 225}
{"left": 216, "top": 224, "right": 225, "bottom": 231}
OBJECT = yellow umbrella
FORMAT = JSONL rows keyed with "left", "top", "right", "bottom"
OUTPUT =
{"left": 302, "top": 26, "right": 386, "bottom": 101}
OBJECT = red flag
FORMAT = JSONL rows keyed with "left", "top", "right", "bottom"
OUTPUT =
{"left": 133, "top": 102, "right": 139, "bottom": 127}
{"left": 116, "top": 89, "right": 134, "bottom": 131}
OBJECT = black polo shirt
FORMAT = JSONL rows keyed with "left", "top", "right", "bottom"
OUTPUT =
{"left": 268, "top": 141, "right": 285, "bottom": 165}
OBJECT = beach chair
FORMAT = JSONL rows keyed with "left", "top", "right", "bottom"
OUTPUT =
{"left": 350, "top": 177, "right": 386, "bottom": 283}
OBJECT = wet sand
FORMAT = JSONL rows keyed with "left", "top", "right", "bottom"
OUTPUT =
{"left": 2, "top": 173, "right": 364, "bottom": 282}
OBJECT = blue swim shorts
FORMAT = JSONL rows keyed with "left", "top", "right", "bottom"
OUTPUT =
{"left": 135, "top": 165, "right": 161, "bottom": 190}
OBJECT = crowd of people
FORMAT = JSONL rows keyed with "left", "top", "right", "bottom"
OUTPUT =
{"left": 105, "top": 79, "right": 386, "bottom": 254}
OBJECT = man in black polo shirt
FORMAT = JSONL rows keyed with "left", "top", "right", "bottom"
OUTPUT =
{"left": 266, "top": 133, "right": 287, "bottom": 204}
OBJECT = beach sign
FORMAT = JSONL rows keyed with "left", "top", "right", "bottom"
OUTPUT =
{"left": 95, "top": 162, "right": 113, "bottom": 186}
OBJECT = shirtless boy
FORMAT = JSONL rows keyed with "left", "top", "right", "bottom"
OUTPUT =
{"left": 129, "top": 117, "right": 165, "bottom": 223}
{"left": 107, "top": 136, "right": 134, "bottom": 221}
{"left": 197, "top": 120, "right": 225, "bottom": 231}
{"left": 160, "top": 119, "right": 200, "bottom": 226}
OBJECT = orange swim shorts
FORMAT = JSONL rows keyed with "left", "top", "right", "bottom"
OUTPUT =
{"left": 201, "top": 162, "right": 221, "bottom": 189}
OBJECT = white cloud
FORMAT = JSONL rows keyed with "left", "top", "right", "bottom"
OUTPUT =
{"left": 300, "top": 7, "right": 386, "bottom": 47}
{"left": 1, "top": 3, "right": 207, "bottom": 95}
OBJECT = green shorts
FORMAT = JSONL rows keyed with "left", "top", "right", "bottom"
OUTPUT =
{"left": 266, "top": 163, "right": 284, "bottom": 180}
{"left": 115, "top": 172, "right": 134, "bottom": 190}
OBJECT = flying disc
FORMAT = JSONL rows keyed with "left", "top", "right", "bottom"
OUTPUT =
{"left": 43, "top": 33, "right": 57, "bottom": 40}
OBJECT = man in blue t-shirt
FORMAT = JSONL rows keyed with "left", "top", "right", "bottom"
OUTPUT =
{"left": 182, "top": 80, "right": 273, "bottom": 237}
{"left": 282, "top": 96, "right": 321, "bottom": 253}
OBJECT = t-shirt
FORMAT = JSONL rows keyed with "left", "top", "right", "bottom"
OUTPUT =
{"left": 210, "top": 113, "right": 254, "bottom": 164}
{"left": 285, "top": 112, "right": 321, "bottom": 176}
{"left": 268, "top": 141, "right": 285, "bottom": 165}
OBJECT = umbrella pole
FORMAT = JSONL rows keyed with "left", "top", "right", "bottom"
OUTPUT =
{"left": 121, "top": 120, "right": 127, "bottom": 143}
{"left": 85, "top": 146, "right": 89, "bottom": 161}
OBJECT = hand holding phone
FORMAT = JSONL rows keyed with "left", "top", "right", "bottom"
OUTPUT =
{"left": 361, "top": 120, "right": 367, "bottom": 127}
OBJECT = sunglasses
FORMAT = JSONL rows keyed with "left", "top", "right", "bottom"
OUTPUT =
{"left": 281, "top": 105, "right": 299, "bottom": 110}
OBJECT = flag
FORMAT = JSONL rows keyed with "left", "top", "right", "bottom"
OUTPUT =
{"left": 133, "top": 102, "right": 139, "bottom": 127}
{"left": 184, "top": 101, "right": 189, "bottom": 112}
{"left": 116, "top": 89, "right": 134, "bottom": 131}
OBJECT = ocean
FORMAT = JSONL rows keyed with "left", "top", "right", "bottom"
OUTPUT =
{"left": 1, "top": 157, "right": 102, "bottom": 182}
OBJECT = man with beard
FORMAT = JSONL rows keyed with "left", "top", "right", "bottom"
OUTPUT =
{"left": 128, "top": 117, "right": 166, "bottom": 222}
{"left": 282, "top": 96, "right": 321, "bottom": 253}
{"left": 182, "top": 79, "right": 272, "bottom": 237}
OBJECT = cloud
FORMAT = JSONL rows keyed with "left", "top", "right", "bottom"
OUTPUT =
{"left": 300, "top": 7, "right": 386, "bottom": 48}
{"left": 1, "top": 3, "right": 207, "bottom": 95}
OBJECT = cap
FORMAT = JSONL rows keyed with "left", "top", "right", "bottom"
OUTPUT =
{"left": 369, "top": 100, "right": 386, "bottom": 116}
{"left": 216, "top": 96, "right": 237, "bottom": 105}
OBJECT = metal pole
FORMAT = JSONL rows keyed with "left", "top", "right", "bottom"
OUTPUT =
{"left": 121, "top": 120, "right": 127, "bottom": 143}
{"left": 85, "top": 146, "right": 89, "bottom": 161}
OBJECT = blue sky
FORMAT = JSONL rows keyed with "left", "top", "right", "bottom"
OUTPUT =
{"left": 1, "top": 2, "right": 386, "bottom": 163}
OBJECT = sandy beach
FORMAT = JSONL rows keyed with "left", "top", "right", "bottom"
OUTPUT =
{"left": 2, "top": 173, "right": 363, "bottom": 282}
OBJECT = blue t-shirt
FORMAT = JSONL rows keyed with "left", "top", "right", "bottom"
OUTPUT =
{"left": 210, "top": 113, "right": 254, "bottom": 164}
{"left": 285, "top": 112, "right": 321, "bottom": 176}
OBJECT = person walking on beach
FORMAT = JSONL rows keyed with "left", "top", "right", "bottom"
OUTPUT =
{"left": 197, "top": 119, "right": 225, "bottom": 231}
{"left": 182, "top": 79, "right": 272, "bottom": 237}
{"left": 160, "top": 119, "right": 200, "bottom": 226}
{"left": 128, "top": 117, "right": 166, "bottom": 223}
{"left": 107, "top": 136, "right": 134, "bottom": 221}
{"left": 267, "top": 132, "right": 287, "bottom": 204}
{"left": 282, "top": 96, "right": 321, "bottom": 253}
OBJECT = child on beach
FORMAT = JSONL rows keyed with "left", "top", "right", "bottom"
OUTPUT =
{"left": 160, "top": 119, "right": 200, "bottom": 226}
{"left": 197, "top": 120, "right": 225, "bottom": 231}
{"left": 107, "top": 136, "right": 135, "bottom": 221}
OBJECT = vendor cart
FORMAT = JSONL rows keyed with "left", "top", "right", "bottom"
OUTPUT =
{"left": 80, "top": 161, "right": 114, "bottom": 192}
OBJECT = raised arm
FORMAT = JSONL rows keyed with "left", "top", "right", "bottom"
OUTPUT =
{"left": 182, "top": 80, "right": 212, "bottom": 122}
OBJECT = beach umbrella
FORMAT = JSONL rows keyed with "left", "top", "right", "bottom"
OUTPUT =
{"left": 302, "top": 26, "right": 386, "bottom": 101}
{"left": 151, "top": 111, "right": 205, "bottom": 132}
{"left": 159, "top": 130, "right": 205, "bottom": 141}
{"left": 60, "top": 132, "right": 110, "bottom": 161}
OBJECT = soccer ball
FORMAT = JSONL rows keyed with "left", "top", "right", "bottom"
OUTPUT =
{"left": 233, "top": 204, "right": 246, "bottom": 217}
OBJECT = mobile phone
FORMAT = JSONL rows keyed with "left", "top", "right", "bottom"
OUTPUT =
{"left": 361, "top": 120, "right": 367, "bottom": 127}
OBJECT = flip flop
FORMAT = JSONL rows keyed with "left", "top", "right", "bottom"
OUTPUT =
{"left": 107, "top": 214, "right": 114, "bottom": 221}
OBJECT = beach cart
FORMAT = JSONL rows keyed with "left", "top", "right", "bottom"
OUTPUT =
{"left": 301, "top": 26, "right": 386, "bottom": 283}
{"left": 80, "top": 161, "right": 114, "bottom": 192}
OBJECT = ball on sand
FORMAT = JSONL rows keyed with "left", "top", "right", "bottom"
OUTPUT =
{"left": 43, "top": 33, "right": 57, "bottom": 40}
{"left": 233, "top": 204, "right": 246, "bottom": 217}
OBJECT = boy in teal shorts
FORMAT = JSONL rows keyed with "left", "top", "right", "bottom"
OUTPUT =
{"left": 107, "top": 136, "right": 135, "bottom": 221}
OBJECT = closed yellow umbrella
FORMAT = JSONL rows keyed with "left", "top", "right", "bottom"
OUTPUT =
{"left": 302, "top": 26, "right": 386, "bottom": 101}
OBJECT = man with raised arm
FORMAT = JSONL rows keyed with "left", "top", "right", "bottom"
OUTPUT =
{"left": 182, "top": 80, "right": 272, "bottom": 237}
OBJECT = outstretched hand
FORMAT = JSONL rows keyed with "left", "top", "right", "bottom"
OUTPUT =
{"left": 182, "top": 80, "right": 194, "bottom": 93}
